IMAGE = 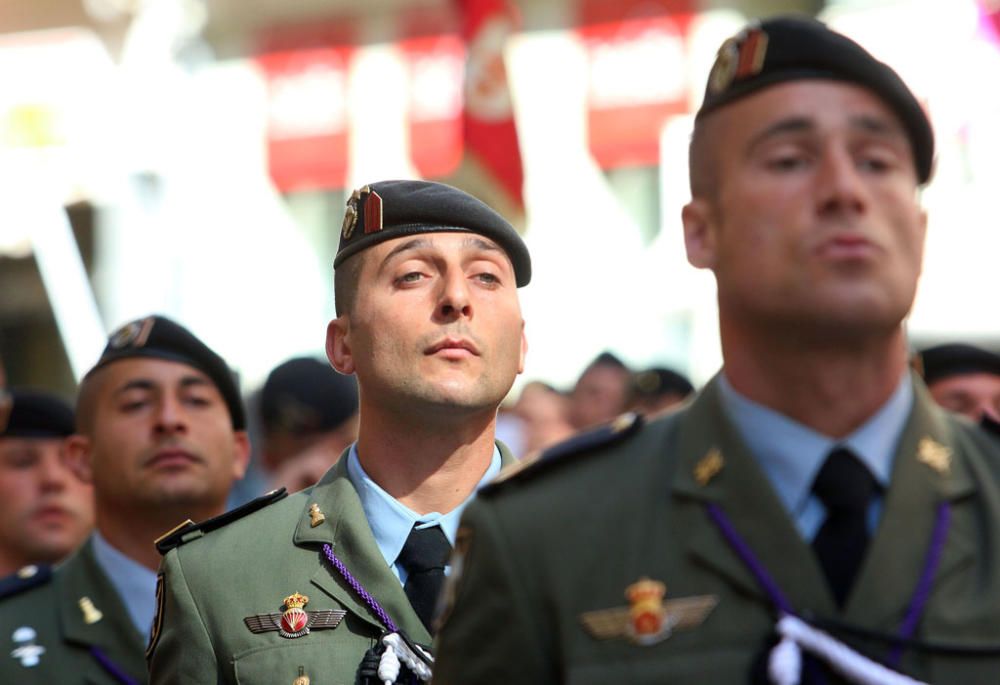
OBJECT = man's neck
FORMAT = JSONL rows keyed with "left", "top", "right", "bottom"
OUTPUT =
{"left": 0, "top": 553, "right": 29, "bottom": 577}
{"left": 95, "top": 501, "right": 226, "bottom": 572}
{"left": 355, "top": 405, "right": 497, "bottom": 515}
{"left": 722, "top": 321, "right": 910, "bottom": 439}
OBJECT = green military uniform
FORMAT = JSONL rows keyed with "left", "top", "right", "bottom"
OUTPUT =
{"left": 148, "top": 444, "right": 515, "bottom": 685}
{"left": 434, "top": 377, "right": 1000, "bottom": 683}
{"left": 0, "top": 538, "right": 147, "bottom": 684}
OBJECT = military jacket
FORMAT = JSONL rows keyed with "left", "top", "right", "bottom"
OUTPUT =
{"left": 0, "top": 538, "right": 148, "bottom": 684}
{"left": 434, "top": 377, "right": 1000, "bottom": 684}
{"left": 148, "top": 444, "right": 515, "bottom": 685}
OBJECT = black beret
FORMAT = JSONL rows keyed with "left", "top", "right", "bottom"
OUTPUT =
{"left": 85, "top": 315, "right": 246, "bottom": 430}
{"left": 697, "top": 15, "right": 934, "bottom": 184}
{"left": 919, "top": 343, "right": 1000, "bottom": 385}
{"left": 0, "top": 389, "right": 74, "bottom": 438}
{"left": 334, "top": 180, "right": 531, "bottom": 286}
{"left": 259, "top": 357, "right": 358, "bottom": 435}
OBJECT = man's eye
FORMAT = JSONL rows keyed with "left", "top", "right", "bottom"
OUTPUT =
{"left": 476, "top": 272, "right": 500, "bottom": 284}
{"left": 766, "top": 154, "right": 809, "bottom": 171}
{"left": 397, "top": 272, "right": 424, "bottom": 284}
{"left": 120, "top": 400, "right": 148, "bottom": 412}
{"left": 185, "top": 396, "right": 212, "bottom": 407}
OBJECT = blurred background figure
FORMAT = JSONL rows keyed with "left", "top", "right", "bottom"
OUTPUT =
{"left": 919, "top": 343, "right": 1000, "bottom": 423}
{"left": 567, "top": 351, "right": 633, "bottom": 431}
{"left": 0, "top": 388, "right": 93, "bottom": 577}
{"left": 630, "top": 366, "right": 695, "bottom": 416}
{"left": 511, "top": 380, "right": 574, "bottom": 459}
{"left": 259, "top": 356, "right": 359, "bottom": 492}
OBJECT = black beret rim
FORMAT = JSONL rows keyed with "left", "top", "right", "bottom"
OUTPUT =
{"left": 696, "top": 68, "right": 933, "bottom": 185}
{"left": 333, "top": 223, "right": 532, "bottom": 287}
{"left": 85, "top": 348, "right": 247, "bottom": 431}
{"left": 920, "top": 344, "right": 1000, "bottom": 385}
{"left": 2, "top": 390, "right": 75, "bottom": 438}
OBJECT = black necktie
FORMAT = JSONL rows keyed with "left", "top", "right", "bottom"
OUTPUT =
{"left": 811, "top": 447, "right": 880, "bottom": 608}
{"left": 398, "top": 525, "right": 452, "bottom": 632}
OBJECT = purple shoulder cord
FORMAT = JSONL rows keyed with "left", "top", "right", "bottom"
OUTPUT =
{"left": 322, "top": 543, "right": 399, "bottom": 633}
{"left": 706, "top": 500, "right": 951, "bottom": 668}
{"left": 89, "top": 646, "right": 139, "bottom": 685}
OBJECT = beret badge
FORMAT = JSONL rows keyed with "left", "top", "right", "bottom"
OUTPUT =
{"left": 109, "top": 317, "right": 155, "bottom": 350}
{"left": 341, "top": 185, "right": 384, "bottom": 240}
{"left": 708, "top": 26, "right": 769, "bottom": 95}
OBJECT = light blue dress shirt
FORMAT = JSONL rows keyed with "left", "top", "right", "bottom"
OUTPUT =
{"left": 717, "top": 373, "right": 913, "bottom": 541}
{"left": 346, "top": 444, "right": 502, "bottom": 585}
{"left": 91, "top": 531, "right": 158, "bottom": 636}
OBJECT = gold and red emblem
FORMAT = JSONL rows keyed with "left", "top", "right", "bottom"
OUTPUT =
{"left": 580, "top": 577, "right": 717, "bottom": 646}
{"left": 244, "top": 592, "right": 347, "bottom": 639}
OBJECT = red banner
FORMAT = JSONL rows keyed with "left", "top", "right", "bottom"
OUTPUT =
{"left": 457, "top": 0, "right": 525, "bottom": 207}
{"left": 578, "top": 0, "right": 694, "bottom": 169}
{"left": 258, "top": 46, "right": 353, "bottom": 193}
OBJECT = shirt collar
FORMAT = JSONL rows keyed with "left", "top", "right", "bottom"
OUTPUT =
{"left": 346, "top": 443, "right": 502, "bottom": 568}
{"left": 91, "top": 530, "right": 159, "bottom": 635}
{"left": 717, "top": 373, "right": 913, "bottom": 515}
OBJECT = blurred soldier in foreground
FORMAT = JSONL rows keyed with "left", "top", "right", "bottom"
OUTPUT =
{"left": 0, "top": 389, "right": 93, "bottom": 579}
{"left": 0, "top": 316, "right": 249, "bottom": 683}
{"left": 148, "top": 180, "right": 529, "bottom": 685}
{"left": 436, "top": 16, "right": 1000, "bottom": 684}
{"left": 919, "top": 342, "right": 1000, "bottom": 424}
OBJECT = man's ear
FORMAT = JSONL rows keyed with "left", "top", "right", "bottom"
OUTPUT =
{"left": 326, "top": 316, "right": 355, "bottom": 375}
{"left": 64, "top": 435, "right": 94, "bottom": 484}
{"left": 682, "top": 198, "right": 719, "bottom": 270}
{"left": 230, "top": 431, "right": 252, "bottom": 480}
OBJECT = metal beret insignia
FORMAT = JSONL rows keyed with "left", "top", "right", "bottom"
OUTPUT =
{"left": 108, "top": 317, "right": 155, "bottom": 350}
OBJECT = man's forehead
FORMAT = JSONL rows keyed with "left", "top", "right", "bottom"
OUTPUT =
{"left": 103, "top": 358, "right": 214, "bottom": 389}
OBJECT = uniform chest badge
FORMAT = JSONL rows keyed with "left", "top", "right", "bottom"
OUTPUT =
{"left": 244, "top": 593, "right": 347, "bottom": 639}
{"left": 580, "top": 578, "right": 718, "bottom": 646}
{"left": 10, "top": 626, "right": 45, "bottom": 667}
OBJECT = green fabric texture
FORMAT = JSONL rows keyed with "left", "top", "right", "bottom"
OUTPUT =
{"left": 434, "top": 376, "right": 1000, "bottom": 684}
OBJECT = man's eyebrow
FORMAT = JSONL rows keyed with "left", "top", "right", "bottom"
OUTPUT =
{"left": 848, "top": 113, "right": 908, "bottom": 141}
{"left": 382, "top": 238, "right": 432, "bottom": 265}
{"left": 113, "top": 379, "right": 156, "bottom": 396}
{"left": 463, "top": 236, "right": 504, "bottom": 254}
{"left": 179, "top": 376, "right": 212, "bottom": 390}
{"left": 745, "top": 116, "right": 814, "bottom": 152}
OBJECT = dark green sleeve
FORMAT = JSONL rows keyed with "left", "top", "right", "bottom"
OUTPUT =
{"left": 148, "top": 549, "right": 220, "bottom": 684}
{"left": 434, "top": 498, "right": 555, "bottom": 684}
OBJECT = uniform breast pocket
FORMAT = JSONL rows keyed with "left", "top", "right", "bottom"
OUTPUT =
{"left": 233, "top": 640, "right": 365, "bottom": 685}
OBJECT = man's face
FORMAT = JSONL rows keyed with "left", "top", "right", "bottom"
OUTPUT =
{"left": 929, "top": 373, "right": 1000, "bottom": 423}
{"left": 684, "top": 81, "right": 927, "bottom": 339}
{"left": 327, "top": 232, "right": 526, "bottom": 420}
{"left": 0, "top": 436, "right": 94, "bottom": 568}
{"left": 568, "top": 365, "right": 631, "bottom": 430}
{"left": 68, "top": 358, "right": 249, "bottom": 513}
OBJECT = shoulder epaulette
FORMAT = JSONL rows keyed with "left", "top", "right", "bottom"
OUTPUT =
{"left": 155, "top": 488, "right": 288, "bottom": 555}
{"left": 0, "top": 564, "right": 52, "bottom": 600}
{"left": 482, "top": 412, "right": 644, "bottom": 494}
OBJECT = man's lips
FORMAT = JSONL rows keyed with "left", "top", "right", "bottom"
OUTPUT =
{"left": 31, "top": 505, "right": 72, "bottom": 524}
{"left": 814, "top": 233, "right": 879, "bottom": 260}
{"left": 145, "top": 448, "right": 200, "bottom": 469}
{"left": 425, "top": 338, "right": 480, "bottom": 357}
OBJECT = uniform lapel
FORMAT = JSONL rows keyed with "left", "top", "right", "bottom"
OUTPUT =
{"left": 497, "top": 440, "right": 517, "bottom": 467}
{"left": 295, "top": 457, "right": 432, "bottom": 644}
{"left": 672, "top": 378, "right": 836, "bottom": 616}
{"left": 844, "top": 379, "right": 976, "bottom": 626}
{"left": 55, "top": 538, "right": 147, "bottom": 683}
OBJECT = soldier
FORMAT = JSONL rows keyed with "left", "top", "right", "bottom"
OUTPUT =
{"left": 0, "top": 315, "right": 250, "bottom": 683}
{"left": 0, "top": 389, "right": 93, "bottom": 579}
{"left": 435, "top": 16, "right": 1000, "bottom": 684}
{"left": 918, "top": 342, "right": 1000, "bottom": 423}
{"left": 147, "top": 179, "right": 530, "bottom": 685}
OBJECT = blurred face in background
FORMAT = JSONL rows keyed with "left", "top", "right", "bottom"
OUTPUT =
{"left": 929, "top": 373, "right": 1000, "bottom": 423}
{"left": 0, "top": 435, "right": 94, "bottom": 573}
{"left": 568, "top": 364, "right": 632, "bottom": 431}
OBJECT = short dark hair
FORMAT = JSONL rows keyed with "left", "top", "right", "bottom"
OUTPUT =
{"left": 333, "top": 254, "right": 364, "bottom": 317}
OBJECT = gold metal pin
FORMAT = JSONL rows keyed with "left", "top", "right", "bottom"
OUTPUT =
{"left": 308, "top": 503, "right": 325, "bottom": 528}
{"left": 78, "top": 597, "right": 103, "bottom": 625}
{"left": 293, "top": 666, "right": 310, "bottom": 685}
{"left": 694, "top": 448, "right": 724, "bottom": 486}
{"left": 917, "top": 437, "right": 951, "bottom": 475}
